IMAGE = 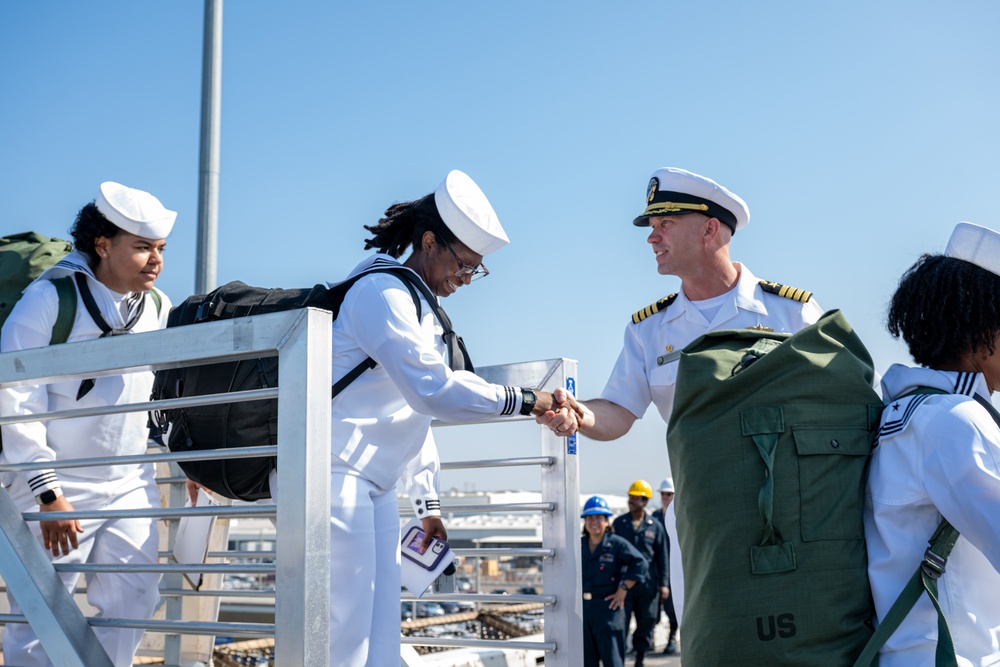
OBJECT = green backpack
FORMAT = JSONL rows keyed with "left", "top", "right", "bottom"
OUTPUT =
{"left": 666, "top": 309, "right": 881, "bottom": 666}
{"left": 0, "top": 232, "right": 78, "bottom": 344}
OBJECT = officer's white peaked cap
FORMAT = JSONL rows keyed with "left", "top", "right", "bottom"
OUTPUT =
{"left": 634, "top": 167, "right": 750, "bottom": 234}
{"left": 96, "top": 181, "right": 176, "bottom": 239}
{"left": 946, "top": 222, "right": 1000, "bottom": 277}
{"left": 659, "top": 478, "right": 675, "bottom": 493}
{"left": 434, "top": 170, "right": 509, "bottom": 256}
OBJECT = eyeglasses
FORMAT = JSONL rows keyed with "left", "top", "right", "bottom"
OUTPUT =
{"left": 438, "top": 236, "right": 489, "bottom": 281}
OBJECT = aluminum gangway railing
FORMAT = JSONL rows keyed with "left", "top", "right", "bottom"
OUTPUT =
{"left": 0, "top": 308, "right": 583, "bottom": 666}
{"left": 399, "top": 358, "right": 583, "bottom": 666}
{"left": 0, "top": 307, "right": 333, "bottom": 667}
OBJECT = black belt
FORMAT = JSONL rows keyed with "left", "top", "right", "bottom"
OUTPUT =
{"left": 583, "top": 587, "right": 616, "bottom": 600}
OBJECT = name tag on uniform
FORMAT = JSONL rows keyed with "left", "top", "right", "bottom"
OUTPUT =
{"left": 600, "top": 553, "right": 615, "bottom": 563}
{"left": 656, "top": 351, "right": 681, "bottom": 366}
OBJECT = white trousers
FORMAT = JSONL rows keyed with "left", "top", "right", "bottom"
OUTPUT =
{"left": 328, "top": 463, "right": 401, "bottom": 667}
{"left": 3, "top": 466, "right": 161, "bottom": 667}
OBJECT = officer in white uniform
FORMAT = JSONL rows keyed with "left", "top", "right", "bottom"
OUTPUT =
{"left": 541, "top": 166, "right": 823, "bottom": 441}
{"left": 865, "top": 222, "right": 1000, "bottom": 666}
{"left": 0, "top": 182, "right": 175, "bottom": 667}
{"left": 325, "top": 170, "right": 564, "bottom": 667}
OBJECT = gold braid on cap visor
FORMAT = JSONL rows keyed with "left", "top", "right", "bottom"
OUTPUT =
{"left": 641, "top": 202, "right": 711, "bottom": 216}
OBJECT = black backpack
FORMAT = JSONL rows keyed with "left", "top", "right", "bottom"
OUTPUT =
{"left": 151, "top": 267, "right": 471, "bottom": 501}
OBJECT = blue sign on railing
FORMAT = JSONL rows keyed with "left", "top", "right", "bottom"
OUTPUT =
{"left": 566, "top": 377, "right": 577, "bottom": 455}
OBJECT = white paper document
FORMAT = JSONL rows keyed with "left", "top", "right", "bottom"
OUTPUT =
{"left": 171, "top": 488, "right": 220, "bottom": 590}
{"left": 399, "top": 518, "right": 455, "bottom": 598}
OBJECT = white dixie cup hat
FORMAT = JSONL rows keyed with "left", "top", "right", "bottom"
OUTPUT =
{"left": 95, "top": 181, "right": 177, "bottom": 239}
{"left": 434, "top": 170, "right": 509, "bottom": 256}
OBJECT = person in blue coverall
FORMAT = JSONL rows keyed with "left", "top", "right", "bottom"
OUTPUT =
{"left": 612, "top": 480, "right": 669, "bottom": 666}
{"left": 581, "top": 495, "right": 648, "bottom": 667}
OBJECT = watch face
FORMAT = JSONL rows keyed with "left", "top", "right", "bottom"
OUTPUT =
{"left": 521, "top": 389, "right": 537, "bottom": 415}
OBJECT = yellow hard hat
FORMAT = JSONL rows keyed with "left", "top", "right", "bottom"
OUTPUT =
{"left": 628, "top": 480, "right": 653, "bottom": 498}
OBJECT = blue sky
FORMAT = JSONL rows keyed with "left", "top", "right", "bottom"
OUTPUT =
{"left": 2, "top": 2, "right": 998, "bottom": 496}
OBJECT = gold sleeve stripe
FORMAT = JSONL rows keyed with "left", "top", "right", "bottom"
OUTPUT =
{"left": 758, "top": 280, "right": 813, "bottom": 303}
{"left": 632, "top": 293, "right": 678, "bottom": 324}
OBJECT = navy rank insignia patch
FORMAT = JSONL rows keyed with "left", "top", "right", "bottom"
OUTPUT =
{"left": 646, "top": 177, "right": 659, "bottom": 204}
{"left": 632, "top": 293, "right": 677, "bottom": 324}
{"left": 758, "top": 280, "right": 813, "bottom": 303}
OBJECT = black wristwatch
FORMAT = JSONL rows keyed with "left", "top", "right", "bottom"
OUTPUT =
{"left": 519, "top": 388, "right": 537, "bottom": 416}
{"left": 35, "top": 489, "right": 61, "bottom": 506}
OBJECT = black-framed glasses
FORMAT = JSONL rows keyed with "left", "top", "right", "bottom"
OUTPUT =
{"left": 438, "top": 236, "right": 489, "bottom": 281}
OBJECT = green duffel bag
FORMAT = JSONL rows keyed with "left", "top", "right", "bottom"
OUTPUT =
{"left": 667, "top": 309, "right": 881, "bottom": 666}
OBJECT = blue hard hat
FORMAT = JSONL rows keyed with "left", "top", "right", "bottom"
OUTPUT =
{"left": 581, "top": 495, "right": 613, "bottom": 517}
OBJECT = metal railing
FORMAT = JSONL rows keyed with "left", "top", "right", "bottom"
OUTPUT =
{"left": 399, "top": 358, "right": 582, "bottom": 665}
{"left": 0, "top": 308, "right": 582, "bottom": 666}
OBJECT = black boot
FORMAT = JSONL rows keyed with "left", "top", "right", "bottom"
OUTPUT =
{"left": 664, "top": 636, "right": 677, "bottom": 654}
{"left": 634, "top": 652, "right": 645, "bottom": 667}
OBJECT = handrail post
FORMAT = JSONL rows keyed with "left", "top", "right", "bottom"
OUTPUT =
{"left": 541, "top": 358, "right": 582, "bottom": 666}
{"left": 274, "top": 308, "right": 332, "bottom": 666}
{"left": 0, "top": 489, "right": 114, "bottom": 667}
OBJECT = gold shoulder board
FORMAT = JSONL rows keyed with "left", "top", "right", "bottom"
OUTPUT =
{"left": 632, "top": 293, "right": 678, "bottom": 324}
{"left": 758, "top": 280, "right": 813, "bottom": 303}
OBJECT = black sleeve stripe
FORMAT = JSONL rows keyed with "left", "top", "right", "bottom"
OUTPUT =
{"left": 27, "top": 472, "right": 60, "bottom": 492}
{"left": 500, "top": 386, "right": 517, "bottom": 416}
{"left": 425, "top": 499, "right": 441, "bottom": 511}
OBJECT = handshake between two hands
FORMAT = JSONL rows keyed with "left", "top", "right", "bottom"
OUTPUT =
{"left": 535, "top": 387, "right": 591, "bottom": 437}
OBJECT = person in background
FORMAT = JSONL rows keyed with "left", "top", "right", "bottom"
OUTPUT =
{"left": 581, "top": 495, "right": 648, "bottom": 667}
{"left": 0, "top": 182, "right": 175, "bottom": 667}
{"left": 651, "top": 477, "right": 679, "bottom": 655}
{"left": 864, "top": 221, "right": 1000, "bottom": 666}
{"left": 321, "top": 170, "right": 572, "bottom": 666}
{"left": 612, "top": 479, "right": 668, "bottom": 667}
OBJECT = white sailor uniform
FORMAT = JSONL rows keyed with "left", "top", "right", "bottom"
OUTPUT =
{"left": 600, "top": 262, "right": 824, "bottom": 425}
{"left": 0, "top": 253, "right": 171, "bottom": 667}
{"left": 865, "top": 365, "right": 1000, "bottom": 666}
{"left": 326, "top": 254, "right": 528, "bottom": 667}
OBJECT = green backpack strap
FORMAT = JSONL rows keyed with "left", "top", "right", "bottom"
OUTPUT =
{"left": 48, "top": 276, "right": 77, "bottom": 345}
{"left": 45, "top": 279, "right": 161, "bottom": 344}
{"left": 854, "top": 385, "right": 973, "bottom": 667}
{"left": 148, "top": 287, "right": 162, "bottom": 316}
{"left": 853, "top": 518, "right": 960, "bottom": 667}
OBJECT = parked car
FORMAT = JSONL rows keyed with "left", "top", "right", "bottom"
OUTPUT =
{"left": 517, "top": 586, "right": 539, "bottom": 595}
{"left": 438, "top": 601, "right": 475, "bottom": 614}
{"left": 416, "top": 601, "right": 446, "bottom": 617}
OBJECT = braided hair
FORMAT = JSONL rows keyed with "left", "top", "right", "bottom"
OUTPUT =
{"left": 69, "top": 202, "right": 120, "bottom": 265}
{"left": 363, "top": 194, "right": 458, "bottom": 258}
{"left": 887, "top": 254, "right": 1000, "bottom": 367}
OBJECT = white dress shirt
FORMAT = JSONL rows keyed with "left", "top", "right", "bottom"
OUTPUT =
{"left": 601, "top": 262, "right": 824, "bottom": 424}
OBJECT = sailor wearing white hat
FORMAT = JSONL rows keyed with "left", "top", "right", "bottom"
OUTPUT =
{"left": 0, "top": 182, "right": 175, "bottom": 667}
{"left": 864, "top": 222, "right": 1000, "bottom": 666}
{"left": 540, "top": 166, "right": 822, "bottom": 440}
{"left": 319, "top": 170, "right": 565, "bottom": 666}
